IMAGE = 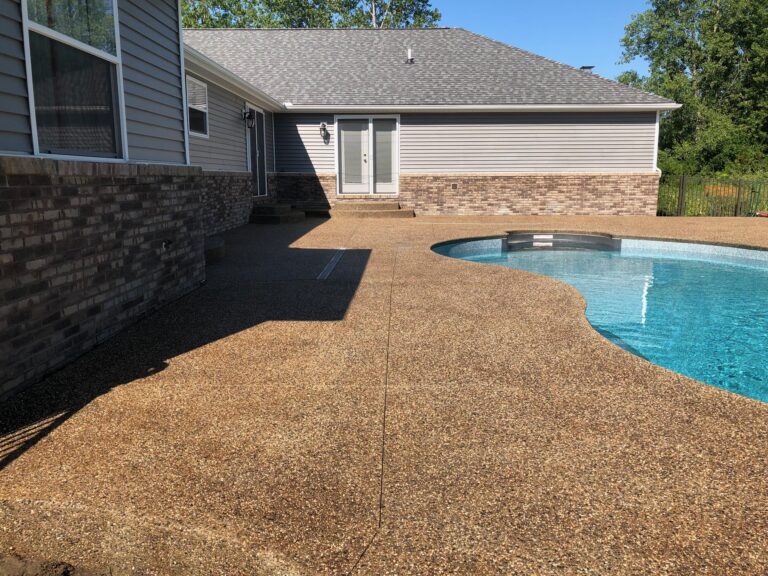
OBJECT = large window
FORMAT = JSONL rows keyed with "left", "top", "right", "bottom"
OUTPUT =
{"left": 186, "top": 76, "right": 208, "bottom": 137}
{"left": 25, "top": 0, "right": 123, "bottom": 158}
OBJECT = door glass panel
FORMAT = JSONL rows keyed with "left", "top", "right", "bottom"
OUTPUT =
{"left": 373, "top": 119, "right": 396, "bottom": 193}
{"left": 339, "top": 120, "right": 368, "bottom": 193}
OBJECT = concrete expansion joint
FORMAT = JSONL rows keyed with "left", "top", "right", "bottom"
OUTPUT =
{"left": 350, "top": 247, "right": 398, "bottom": 575}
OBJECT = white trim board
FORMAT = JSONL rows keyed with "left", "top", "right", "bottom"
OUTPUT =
{"left": 178, "top": 1, "right": 190, "bottom": 165}
{"left": 288, "top": 103, "right": 681, "bottom": 113}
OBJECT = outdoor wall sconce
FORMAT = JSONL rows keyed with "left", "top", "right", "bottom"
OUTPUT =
{"left": 243, "top": 109, "right": 256, "bottom": 128}
{"left": 319, "top": 122, "right": 330, "bottom": 143}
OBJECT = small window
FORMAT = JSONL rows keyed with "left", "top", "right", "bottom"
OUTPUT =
{"left": 186, "top": 76, "right": 208, "bottom": 137}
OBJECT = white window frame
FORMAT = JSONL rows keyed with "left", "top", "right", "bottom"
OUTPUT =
{"left": 245, "top": 103, "right": 269, "bottom": 197}
{"left": 186, "top": 75, "right": 209, "bottom": 139}
{"left": 21, "top": 0, "right": 129, "bottom": 161}
{"left": 334, "top": 114, "right": 400, "bottom": 196}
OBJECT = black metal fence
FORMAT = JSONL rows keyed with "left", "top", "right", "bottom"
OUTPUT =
{"left": 658, "top": 175, "right": 768, "bottom": 216}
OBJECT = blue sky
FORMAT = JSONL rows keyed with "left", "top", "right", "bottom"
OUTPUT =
{"left": 435, "top": 0, "right": 651, "bottom": 80}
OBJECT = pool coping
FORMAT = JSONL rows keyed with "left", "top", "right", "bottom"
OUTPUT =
{"left": 433, "top": 231, "right": 768, "bottom": 254}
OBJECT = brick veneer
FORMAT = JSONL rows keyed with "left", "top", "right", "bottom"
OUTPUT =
{"left": 200, "top": 171, "right": 270, "bottom": 236}
{"left": 0, "top": 157, "right": 205, "bottom": 396}
{"left": 399, "top": 173, "right": 660, "bottom": 216}
{"left": 268, "top": 172, "right": 337, "bottom": 207}
{"left": 270, "top": 172, "right": 659, "bottom": 215}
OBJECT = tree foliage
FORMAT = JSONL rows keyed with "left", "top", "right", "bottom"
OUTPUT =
{"left": 619, "top": 0, "right": 768, "bottom": 175}
{"left": 182, "top": 0, "right": 440, "bottom": 29}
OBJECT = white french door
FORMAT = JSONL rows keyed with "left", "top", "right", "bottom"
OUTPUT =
{"left": 337, "top": 116, "right": 399, "bottom": 195}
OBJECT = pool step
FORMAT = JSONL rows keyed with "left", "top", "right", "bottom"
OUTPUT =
{"left": 506, "top": 232, "right": 620, "bottom": 251}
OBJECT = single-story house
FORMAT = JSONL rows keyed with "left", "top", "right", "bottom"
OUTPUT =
{"left": 0, "top": 0, "right": 678, "bottom": 396}
{"left": 182, "top": 28, "right": 679, "bottom": 216}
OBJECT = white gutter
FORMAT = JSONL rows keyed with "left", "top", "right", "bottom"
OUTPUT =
{"left": 283, "top": 102, "right": 682, "bottom": 113}
{"left": 183, "top": 45, "right": 283, "bottom": 112}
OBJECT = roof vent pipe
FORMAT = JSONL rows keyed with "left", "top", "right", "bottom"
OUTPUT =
{"left": 580, "top": 65, "right": 595, "bottom": 73}
{"left": 406, "top": 48, "right": 414, "bottom": 64}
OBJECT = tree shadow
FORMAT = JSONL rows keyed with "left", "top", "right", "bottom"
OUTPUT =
{"left": 0, "top": 219, "right": 370, "bottom": 471}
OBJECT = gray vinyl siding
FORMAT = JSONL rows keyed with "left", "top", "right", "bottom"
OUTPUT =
{"left": 0, "top": 0, "right": 32, "bottom": 153}
{"left": 273, "top": 112, "right": 657, "bottom": 175}
{"left": 400, "top": 113, "right": 657, "bottom": 173}
{"left": 274, "top": 113, "right": 334, "bottom": 172}
{"left": 264, "top": 110, "right": 275, "bottom": 172}
{"left": 188, "top": 76, "right": 248, "bottom": 171}
{"left": 118, "top": 0, "right": 186, "bottom": 163}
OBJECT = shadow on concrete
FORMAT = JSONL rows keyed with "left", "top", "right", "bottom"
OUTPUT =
{"left": 272, "top": 174, "right": 334, "bottom": 213}
{"left": 0, "top": 219, "right": 369, "bottom": 471}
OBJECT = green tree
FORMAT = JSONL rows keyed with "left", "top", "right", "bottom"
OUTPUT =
{"left": 339, "top": 0, "right": 440, "bottom": 28}
{"left": 619, "top": 0, "right": 768, "bottom": 175}
{"left": 182, "top": 0, "right": 440, "bottom": 29}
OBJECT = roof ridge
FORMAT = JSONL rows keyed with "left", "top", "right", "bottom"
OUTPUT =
{"left": 183, "top": 27, "right": 456, "bottom": 31}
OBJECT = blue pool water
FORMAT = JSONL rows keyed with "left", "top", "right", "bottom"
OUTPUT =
{"left": 434, "top": 238, "right": 768, "bottom": 402}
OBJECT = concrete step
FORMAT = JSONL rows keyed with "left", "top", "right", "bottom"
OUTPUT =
{"left": 204, "top": 235, "right": 225, "bottom": 265}
{"left": 250, "top": 210, "right": 306, "bottom": 224}
{"left": 333, "top": 201, "right": 401, "bottom": 211}
{"left": 251, "top": 203, "right": 293, "bottom": 215}
{"left": 331, "top": 208, "right": 415, "bottom": 219}
{"left": 291, "top": 202, "right": 332, "bottom": 218}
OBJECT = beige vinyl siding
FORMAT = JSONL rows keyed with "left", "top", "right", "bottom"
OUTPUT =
{"left": 118, "top": 0, "right": 186, "bottom": 163}
{"left": 0, "top": 0, "right": 32, "bottom": 153}
{"left": 274, "top": 113, "right": 334, "bottom": 172}
{"left": 188, "top": 76, "right": 248, "bottom": 171}
{"left": 400, "top": 113, "right": 657, "bottom": 173}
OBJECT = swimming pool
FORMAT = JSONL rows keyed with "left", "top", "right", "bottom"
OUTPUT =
{"left": 433, "top": 234, "right": 768, "bottom": 402}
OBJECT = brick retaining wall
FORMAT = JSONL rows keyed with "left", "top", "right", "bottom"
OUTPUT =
{"left": 399, "top": 173, "right": 660, "bottom": 216}
{"left": 270, "top": 172, "right": 659, "bottom": 215}
{"left": 0, "top": 157, "right": 205, "bottom": 396}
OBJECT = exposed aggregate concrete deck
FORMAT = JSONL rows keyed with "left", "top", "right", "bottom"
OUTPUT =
{"left": 0, "top": 216, "right": 767, "bottom": 575}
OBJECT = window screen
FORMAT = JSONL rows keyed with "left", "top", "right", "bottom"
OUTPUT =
{"left": 30, "top": 31, "right": 119, "bottom": 157}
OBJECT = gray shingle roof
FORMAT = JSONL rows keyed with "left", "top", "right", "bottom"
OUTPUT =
{"left": 183, "top": 28, "right": 673, "bottom": 107}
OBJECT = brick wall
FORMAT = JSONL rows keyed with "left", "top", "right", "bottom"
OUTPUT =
{"left": 399, "top": 173, "right": 660, "bottom": 216}
{"left": 200, "top": 171, "right": 269, "bottom": 236}
{"left": 0, "top": 157, "right": 205, "bottom": 396}
{"left": 269, "top": 173, "right": 336, "bottom": 207}
{"left": 270, "top": 172, "right": 659, "bottom": 215}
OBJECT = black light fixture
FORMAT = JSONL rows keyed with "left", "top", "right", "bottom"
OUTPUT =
{"left": 243, "top": 109, "right": 256, "bottom": 128}
{"left": 319, "top": 122, "right": 329, "bottom": 142}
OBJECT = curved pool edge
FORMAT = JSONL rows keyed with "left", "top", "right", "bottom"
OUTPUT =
{"left": 432, "top": 232, "right": 768, "bottom": 271}
{"left": 430, "top": 232, "right": 768, "bottom": 403}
